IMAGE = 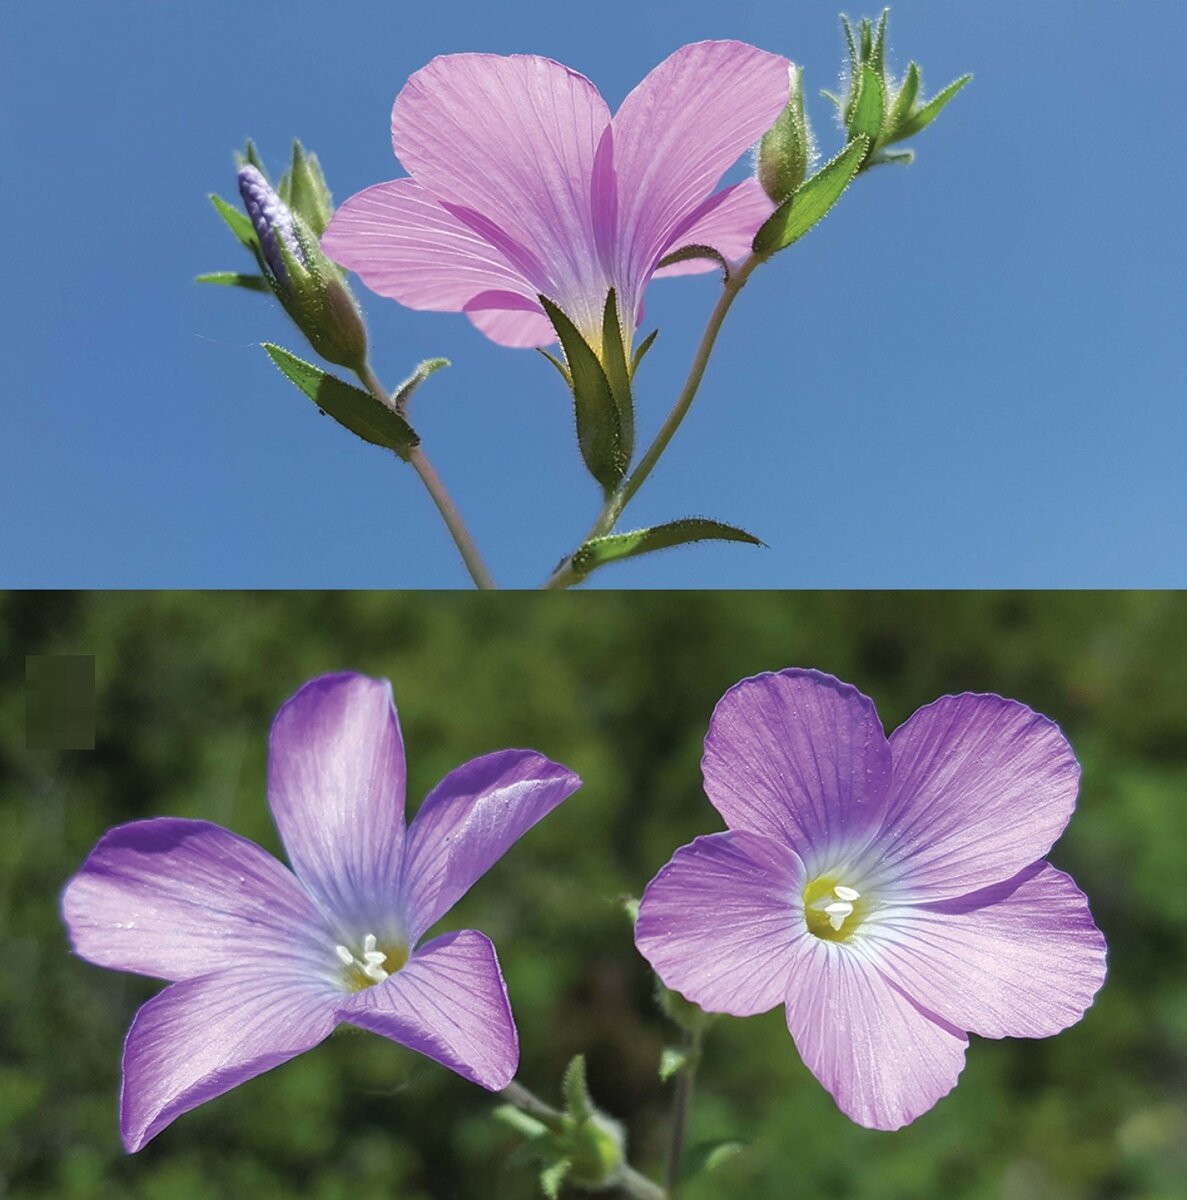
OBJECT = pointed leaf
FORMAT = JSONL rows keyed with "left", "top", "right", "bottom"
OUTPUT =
{"left": 562, "top": 1054, "right": 594, "bottom": 1124}
{"left": 392, "top": 357, "right": 449, "bottom": 409}
{"left": 209, "top": 193, "right": 257, "bottom": 250}
{"left": 540, "top": 1159, "right": 571, "bottom": 1200}
{"left": 600, "top": 290, "right": 635, "bottom": 463}
{"left": 537, "top": 348, "right": 572, "bottom": 388}
{"left": 849, "top": 64, "right": 886, "bottom": 143}
{"left": 840, "top": 15, "right": 859, "bottom": 74}
{"left": 683, "top": 1139, "right": 746, "bottom": 1180}
{"left": 870, "top": 8, "right": 890, "bottom": 77}
{"left": 752, "top": 136, "right": 869, "bottom": 257}
{"left": 888, "top": 61, "right": 921, "bottom": 134}
{"left": 859, "top": 16, "right": 873, "bottom": 62}
{"left": 888, "top": 74, "right": 973, "bottom": 144}
{"left": 571, "top": 519, "right": 763, "bottom": 581}
{"left": 262, "top": 343, "right": 419, "bottom": 454}
{"left": 195, "top": 271, "right": 269, "bottom": 291}
{"left": 289, "top": 140, "right": 334, "bottom": 237}
{"left": 630, "top": 329, "right": 659, "bottom": 379}
{"left": 659, "top": 1045, "right": 693, "bottom": 1083}
{"left": 539, "top": 295, "right": 624, "bottom": 494}
{"left": 242, "top": 138, "right": 267, "bottom": 176}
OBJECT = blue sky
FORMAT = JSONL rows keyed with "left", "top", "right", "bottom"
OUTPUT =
{"left": 2, "top": 1, "right": 1184, "bottom": 588}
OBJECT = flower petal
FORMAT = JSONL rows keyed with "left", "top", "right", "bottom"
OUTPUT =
{"left": 635, "top": 830, "right": 807, "bottom": 1017}
{"left": 701, "top": 669, "right": 891, "bottom": 876}
{"left": 391, "top": 53, "right": 611, "bottom": 334}
{"left": 784, "top": 939, "right": 968, "bottom": 1130}
{"left": 875, "top": 694, "right": 1081, "bottom": 900}
{"left": 651, "top": 178, "right": 776, "bottom": 278}
{"left": 340, "top": 929, "right": 516, "bottom": 1089}
{"left": 61, "top": 818, "right": 331, "bottom": 981}
{"left": 321, "top": 178, "right": 535, "bottom": 312}
{"left": 400, "top": 750, "right": 581, "bottom": 941}
{"left": 120, "top": 965, "right": 338, "bottom": 1152}
{"left": 865, "top": 862, "right": 1107, "bottom": 1038}
{"left": 464, "top": 290, "right": 557, "bottom": 348}
{"left": 268, "top": 673, "right": 407, "bottom": 939}
{"left": 606, "top": 41, "right": 790, "bottom": 298}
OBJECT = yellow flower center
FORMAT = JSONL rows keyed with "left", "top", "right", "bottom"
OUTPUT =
{"left": 803, "top": 876, "right": 866, "bottom": 942}
{"left": 335, "top": 933, "right": 409, "bottom": 991}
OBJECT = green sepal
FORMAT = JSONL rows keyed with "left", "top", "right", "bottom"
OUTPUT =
{"left": 195, "top": 271, "right": 269, "bottom": 291}
{"left": 539, "top": 294, "right": 625, "bottom": 495}
{"left": 262, "top": 343, "right": 419, "bottom": 455}
{"left": 752, "top": 135, "right": 869, "bottom": 257}
{"left": 867, "top": 148, "right": 915, "bottom": 168}
{"left": 655, "top": 243, "right": 731, "bottom": 277}
{"left": 540, "top": 1159, "right": 571, "bottom": 1200}
{"left": 562, "top": 1055, "right": 595, "bottom": 1124}
{"left": 886, "top": 73, "right": 973, "bottom": 144}
{"left": 869, "top": 8, "right": 890, "bottom": 78}
{"left": 655, "top": 976, "right": 719, "bottom": 1036}
{"left": 659, "top": 1045, "right": 694, "bottom": 1082}
{"left": 570, "top": 519, "right": 763, "bottom": 582}
{"left": 620, "top": 894, "right": 641, "bottom": 925}
{"left": 630, "top": 329, "right": 658, "bottom": 378}
{"left": 600, "top": 290, "right": 635, "bottom": 464}
{"left": 849, "top": 64, "right": 886, "bottom": 146}
{"left": 537, "top": 348, "right": 572, "bottom": 388}
{"left": 493, "top": 1105, "right": 552, "bottom": 1139}
{"left": 209, "top": 193, "right": 258, "bottom": 250}
{"left": 241, "top": 138, "right": 267, "bottom": 175}
{"left": 288, "top": 139, "right": 334, "bottom": 237}
{"left": 392, "top": 357, "right": 449, "bottom": 409}
{"left": 683, "top": 1139, "right": 747, "bottom": 1180}
{"left": 887, "top": 61, "right": 921, "bottom": 134}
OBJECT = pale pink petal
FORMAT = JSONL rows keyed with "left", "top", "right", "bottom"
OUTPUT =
{"left": 463, "top": 291, "right": 557, "bottom": 348}
{"left": 701, "top": 669, "right": 891, "bottom": 876}
{"left": 321, "top": 178, "right": 534, "bottom": 311}
{"left": 651, "top": 179, "right": 776, "bottom": 278}
{"left": 268, "top": 673, "right": 407, "bottom": 940}
{"left": 784, "top": 939, "right": 968, "bottom": 1130}
{"left": 340, "top": 929, "right": 517, "bottom": 1089}
{"left": 606, "top": 41, "right": 790, "bottom": 300}
{"left": 62, "top": 818, "right": 332, "bottom": 982}
{"left": 120, "top": 965, "right": 338, "bottom": 1151}
{"left": 635, "top": 831, "right": 807, "bottom": 1017}
{"left": 873, "top": 694, "right": 1081, "bottom": 900}
{"left": 391, "top": 53, "right": 611, "bottom": 333}
{"left": 865, "top": 862, "right": 1107, "bottom": 1038}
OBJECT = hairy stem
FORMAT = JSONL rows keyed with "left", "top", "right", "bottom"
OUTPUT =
{"left": 664, "top": 1028, "right": 703, "bottom": 1199}
{"left": 358, "top": 364, "right": 497, "bottom": 589}
{"left": 543, "top": 255, "right": 762, "bottom": 589}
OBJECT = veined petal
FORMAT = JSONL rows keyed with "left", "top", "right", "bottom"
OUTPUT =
{"left": 651, "top": 178, "right": 776, "bottom": 278}
{"left": 268, "top": 674, "right": 407, "bottom": 940}
{"left": 635, "top": 830, "right": 807, "bottom": 1017}
{"left": 463, "top": 290, "right": 556, "bottom": 348}
{"left": 62, "top": 818, "right": 332, "bottom": 981}
{"left": 321, "top": 178, "right": 535, "bottom": 312}
{"left": 701, "top": 669, "right": 891, "bottom": 876}
{"left": 391, "top": 53, "right": 611, "bottom": 334}
{"left": 784, "top": 939, "right": 968, "bottom": 1131}
{"left": 607, "top": 41, "right": 790, "bottom": 301}
{"left": 340, "top": 929, "right": 516, "bottom": 1089}
{"left": 873, "top": 694, "right": 1081, "bottom": 900}
{"left": 120, "top": 964, "right": 338, "bottom": 1152}
{"left": 866, "top": 862, "right": 1107, "bottom": 1039}
{"left": 401, "top": 750, "right": 581, "bottom": 941}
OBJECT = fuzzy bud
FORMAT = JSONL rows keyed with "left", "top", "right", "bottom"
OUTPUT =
{"left": 758, "top": 64, "right": 815, "bottom": 203}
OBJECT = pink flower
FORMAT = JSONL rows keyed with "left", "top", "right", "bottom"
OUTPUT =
{"left": 635, "top": 669, "right": 1107, "bottom": 1130}
{"left": 322, "top": 42, "right": 789, "bottom": 348}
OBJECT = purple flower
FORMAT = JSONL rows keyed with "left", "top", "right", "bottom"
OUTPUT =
{"left": 238, "top": 164, "right": 302, "bottom": 283}
{"left": 62, "top": 673, "right": 581, "bottom": 1151}
{"left": 320, "top": 41, "right": 788, "bottom": 348}
{"left": 635, "top": 669, "right": 1106, "bottom": 1130}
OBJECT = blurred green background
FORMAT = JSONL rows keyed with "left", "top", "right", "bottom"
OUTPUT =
{"left": 1, "top": 591, "right": 1184, "bottom": 1199}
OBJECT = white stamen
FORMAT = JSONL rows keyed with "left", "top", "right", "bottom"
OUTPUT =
{"left": 834, "top": 885, "right": 861, "bottom": 902}
{"left": 363, "top": 933, "right": 378, "bottom": 955}
{"left": 335, "top": 944, "right": 354, "bottom": 965}
{"left": 824, "top": 900, "right": 854, "bottom": 930}
{"left": 336, "top": 933, "right": 390, "bottom": 982}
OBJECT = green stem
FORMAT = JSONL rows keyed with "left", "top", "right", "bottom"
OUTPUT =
{"left": 358, "top": 364, "right": 497, "bottom": 589}
{"left": 543, "top": 255, "right": 762, "bottom": 590}
{"left": 664, "top": 1028, "right": 703, "bottom": 1200}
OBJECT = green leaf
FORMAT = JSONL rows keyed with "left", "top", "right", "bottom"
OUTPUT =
{"left": 600, "top": 290, "right": 635, "bottom": 464}
{"left": 392, "top": 357, "right": 449, "bottom": 409}
{"left": 562, "top": 1055, "right": 594, "bottom": 1124}
{"left": 262, "top": 343, "right": 419, "bottom": 454}
{"left": 859, "top": 15, "right": 873, "bottom": 61}
{"left": 571, "top": 519, "right": 763, "bottom": 581}
{"left": 540, "top": 1159, "right": 571, "bottom": 1200}
{"left": 849, "top": 63, "right": 886, "bottom": 143}
{"left": 683, "top": 1139, "right": 746, "bottom": 1180}
{"left": 209, "top": 193, "right": 257, "bottom": 250}
{"left": 630, "top": 329, "right": 658, "bottom": 378}
{"left": 887, "top": 61, "right": 921, "bottom": 133}
{"left": 539, "top": 295, "right": 624, "bottom": 494}
{"left": 655, "top": 243, "right": 731, "bottom": 276}
{"left": 870, "top": 8, "right": 890, "bottom": 77}
{"left": 288, "top": 140, "right": 334, "bottom": 237}
{"left": 888, "top": 74, "right": 973, "bottom": 144}
{"left": 194, "top": 271, "right": 269, "bottom": 291}
{"left": 840, "top": 15, "right": 859, "bottom": 75}
{"left": 752, "top": 136, "right": 869, "bottom": 257}
{"left": 659, "top": 1046, "right": 693, "bottom": 1082}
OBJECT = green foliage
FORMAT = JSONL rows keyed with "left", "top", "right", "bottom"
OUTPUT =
{"left": 570, "top": 519, "right": 763, "bottom": 582}
{"left": 2, "top": 593, "right": 1185, "bottom": 1199}
{"left": 194, "top": 271, "right": 269, "bottom": 291}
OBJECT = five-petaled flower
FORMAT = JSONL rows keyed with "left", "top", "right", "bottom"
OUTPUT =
{"left": 635, "top": 669, "right": 1107, "bottom": 1130}
{"left": 62, "top": 672, "right": 581, "bottom": 1151}
{"left": 321, "top": 41, "right": 789, "bottom": 349}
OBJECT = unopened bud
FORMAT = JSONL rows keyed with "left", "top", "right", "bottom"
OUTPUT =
{"left": 237, "top": 165, "right": 302, "bottom": 284}
{"left": 758, "top": 65, "right": 815, "bottom": 202}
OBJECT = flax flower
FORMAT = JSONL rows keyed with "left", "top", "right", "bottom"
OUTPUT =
{"left": 635, "top": 669, "right": 1106, "bottom": 1130}
{"left": 321, "top": 41, "right": 789, "bottom": 348}
{"left": 62, "top": 673, "right": 581, "bottom": 1150}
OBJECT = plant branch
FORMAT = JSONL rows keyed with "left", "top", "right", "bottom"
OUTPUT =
{"left": 664, "top": 1028, "right": 703, "bottom": 1200}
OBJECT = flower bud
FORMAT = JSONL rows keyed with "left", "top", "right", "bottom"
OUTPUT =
{"left": 758, "top": 64, "right": 815, "bottom": 202}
